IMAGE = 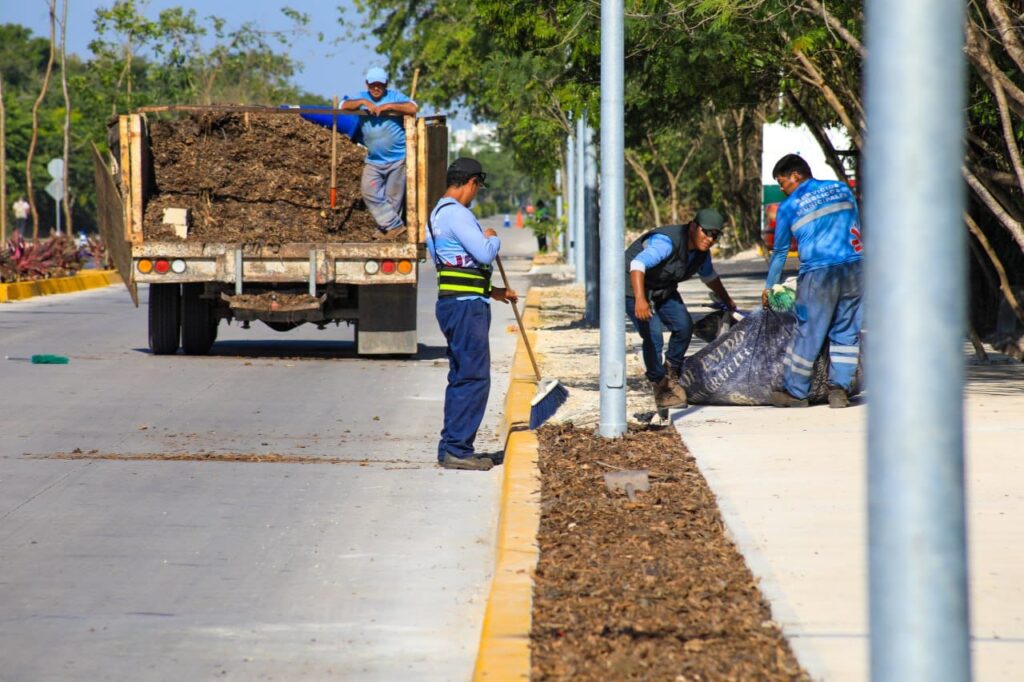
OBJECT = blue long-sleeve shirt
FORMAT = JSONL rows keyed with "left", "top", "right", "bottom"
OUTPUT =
{"left": 426, "top": 198, "right": 500, "bottom": 302}
{"left": 766, "top": 178, "right": 862, "bottom": 288}
{"left": 629, "top": 233, "right": 717, "bottom": 282}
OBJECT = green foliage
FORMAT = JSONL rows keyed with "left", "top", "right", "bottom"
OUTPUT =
{"left": 2, "top": 5, "right": 320, "bottom": 235}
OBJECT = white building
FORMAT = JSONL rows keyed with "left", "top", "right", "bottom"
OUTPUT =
{"left": 451, "top": 122, "right": 500, "bottom": 154}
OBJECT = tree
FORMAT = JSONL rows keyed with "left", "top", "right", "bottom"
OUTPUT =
{"left": 26, "top": 2, "right": 57, "bottom": 240}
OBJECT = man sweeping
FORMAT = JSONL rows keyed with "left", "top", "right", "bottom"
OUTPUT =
{"left": 625, "top": 209, "right": 737, "bottom": 409}
{"left": 762, "top": 154, "right": 863, "bottom": 408}
{"left": 427, "top": 158, "right": 518, "bottom": 471}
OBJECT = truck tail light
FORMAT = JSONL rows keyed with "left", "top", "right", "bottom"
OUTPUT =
{"left": 364, "top": 260, "right": 380, "bottom": 275}
{"left": 380, "top": 260, "right": 396, "bottom": 274}
{"left": 154, "top": 259, "right": 171, "bottom": 274}
{"left": 170, "top": 259, "right": 186, "bottom": 274}
{"left": 397, "top": 260, "right": 413, "bottom": 275}
{"left": 137, "top": 259, "right": 153, "bottom": 274}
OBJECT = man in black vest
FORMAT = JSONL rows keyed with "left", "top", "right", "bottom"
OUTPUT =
{"left": 625, "top": 208, "right": 738, "bottom": 409}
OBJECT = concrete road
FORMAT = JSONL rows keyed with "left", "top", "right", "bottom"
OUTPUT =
{"left": 0, "top": 218, "right": 537, "bottom": 680}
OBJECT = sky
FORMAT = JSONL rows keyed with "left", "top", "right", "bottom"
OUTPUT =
{"left": 1, "top": 0, "right": 461, "bottom": 124}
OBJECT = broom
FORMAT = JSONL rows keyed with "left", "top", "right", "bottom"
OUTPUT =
{"left": 495, "top": 256, "right": 569, "bottom": 429}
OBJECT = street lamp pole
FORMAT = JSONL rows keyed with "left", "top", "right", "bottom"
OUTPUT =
{"left": 864, "top": 0, "right": 971, "bottom": 679}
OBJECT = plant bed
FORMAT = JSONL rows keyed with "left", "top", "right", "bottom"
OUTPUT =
{"left": 531, "top": 423, "right": 808, "bottom": 681}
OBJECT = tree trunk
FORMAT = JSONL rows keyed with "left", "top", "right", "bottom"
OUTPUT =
{"left": 60, "top": 0, "right": 73, "bottom": 236}
{"left": 965, "top": 211, "right": 1024, "bottom": 327}
{"left": 625, "top": 149, "right": 661, "bottom": 227}
{"left": 27, "top": 1, "right": 57, "bottom": 241}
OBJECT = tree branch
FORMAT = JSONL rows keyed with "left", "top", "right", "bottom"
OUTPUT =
{"left": 963, "top": 164, "right": 1024, "bottom": 252}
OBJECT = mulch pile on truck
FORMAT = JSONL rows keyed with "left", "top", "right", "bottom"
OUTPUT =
{"left": 142, "top": 112, "right": 380, "bottom": 245}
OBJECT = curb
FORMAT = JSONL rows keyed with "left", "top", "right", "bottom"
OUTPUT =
{"left": 473, "top": 287, "right": 545, "bottom": 680}
{"left": 0, "top": 270, "right": 122, "bottom": 303}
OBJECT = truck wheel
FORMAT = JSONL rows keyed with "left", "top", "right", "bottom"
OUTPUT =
{"left": 181, "top": 283, "right": 217, "bottom": 355}
{"left": 149, "top": 283, "right": 181, "bottom": 355}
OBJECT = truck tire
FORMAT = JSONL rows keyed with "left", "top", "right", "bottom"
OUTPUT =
{"left": 181, "top": 283, "right": 218, "bottom": 355}
{"left": 149, "top": 283, "right": 181, "bottom": 355}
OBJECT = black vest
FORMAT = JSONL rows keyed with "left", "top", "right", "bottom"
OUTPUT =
{"left": 624, "top": 224, "right": 709, "bottom": 298}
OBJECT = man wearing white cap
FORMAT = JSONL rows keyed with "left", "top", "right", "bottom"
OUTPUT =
{"left": 341, "top": 66, "right": 419, "bottom": 239}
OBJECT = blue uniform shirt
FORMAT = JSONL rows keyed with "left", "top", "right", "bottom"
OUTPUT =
{"left": 766, "top": 178, "right": 862, "bottom": 288}
{"left": 427, "top": 199, "right": 501, "bottom": 302}
{"left": 351, "top": 89, "right": 414, "bottom": 165}
{"left": 629, "top": 233, "right": 717, "bottom": 282}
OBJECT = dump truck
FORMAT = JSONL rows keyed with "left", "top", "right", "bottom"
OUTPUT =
{"left": 93, "top": 107, "right": 448, "bottom": 356}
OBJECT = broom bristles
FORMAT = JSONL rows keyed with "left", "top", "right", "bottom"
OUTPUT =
{"left": 529, "top": 379, "right": 569, "bottom": 430}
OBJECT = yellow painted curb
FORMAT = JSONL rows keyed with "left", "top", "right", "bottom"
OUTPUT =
{"left": 474, "top": 266, "right": 548, "bottom": 680}
{"left": 0, "top": 270, "right": 122, "bottom": 303}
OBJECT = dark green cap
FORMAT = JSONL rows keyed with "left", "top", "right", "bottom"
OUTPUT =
{"left": 695, "top": 208, "right": 724, "bottom": 230}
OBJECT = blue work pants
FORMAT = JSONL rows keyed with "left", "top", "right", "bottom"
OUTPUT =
{"left": 625, "top": 291, "right": 694, "bottom": 383}
{"left": 361, "top": 159, "right": 406, "bottom": 232}
{"left": 784, "top": 259, "right": 863, "bottom": 398}
{"left": 435, "top": 297, "right": 492, "bottom": 460}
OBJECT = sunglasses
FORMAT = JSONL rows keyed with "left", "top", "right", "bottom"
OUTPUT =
{"left": 473, "top": 173, "right": 488, "bottom": 189}
{"left": 700, "top": 225, "right": 722, "bottom": 241}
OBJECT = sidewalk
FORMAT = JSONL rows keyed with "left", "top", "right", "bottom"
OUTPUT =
{"left": 529, "top": 253, "right": 1024, "bottom": 680}
{"left": 673, "top": 262, "right": 1024, "bottom": 681}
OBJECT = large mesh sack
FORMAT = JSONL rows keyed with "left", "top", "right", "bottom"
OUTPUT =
{"left": 680, "top": 309, "right": 862, "bottom": 406}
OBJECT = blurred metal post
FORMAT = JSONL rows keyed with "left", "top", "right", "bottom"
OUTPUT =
{"left": 575, "top": 114, "right": 587, "bottom": 284}
{"left": 599, "top": 0, "right": 626, "bottom": 437}
{"left": 566, "top": 134, "right": 576, "bottom": 266}
{"left": 864, "top": 0, "right": 971, "bottom": 680}
{"left": 555, "top": 169, "right": 564, "bottom": 254}
{"left": 583, "top": 120, "right": 599, "bottom": 326}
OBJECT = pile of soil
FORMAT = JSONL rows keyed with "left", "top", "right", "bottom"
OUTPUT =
{"left": 143, "top": 112, "right": 380, "bottom": 245}
{"left": 531, "top": 423, "right": 808, "bottom": 681}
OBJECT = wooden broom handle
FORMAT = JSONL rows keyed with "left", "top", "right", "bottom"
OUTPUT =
{"left": 495, "top": 255, "right": 542, "bottom": 381}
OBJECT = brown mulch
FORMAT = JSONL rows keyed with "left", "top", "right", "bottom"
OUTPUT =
{"left": 531, "top": 423, "right": 809, "bottom": 681}
{"left": 143, "top": 112, "right": 380, "bottom": 245}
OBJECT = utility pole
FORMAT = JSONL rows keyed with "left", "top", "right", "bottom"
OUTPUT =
{"left": 598, "top": 0, "right": 626, "bottom": 437}
{"left": 865, "top": 1, "right": 971, "bottom": 680}
{"left": 583, "top": 120, "right": 599, "bottom": 326}
{"left": 575, "top": 114, "right": 586, "bottom": 285}
{"left": 566, "top": 134, "right": 576, "bottom": 267}
{"left": 555, "top": 169, "right": 563, "bottom": 255}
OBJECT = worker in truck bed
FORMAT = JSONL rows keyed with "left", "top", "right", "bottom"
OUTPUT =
{"left": 426, "top": 158, "right": 518, "bottom": 471}
{"left": 762, "top": 153, "right": 863, "bottom": 409}
{"left": 625, "top": 208, "right": 738, "bottom": 410}
{"left": 341, "top": 66, "right": 418, "bottom": 240}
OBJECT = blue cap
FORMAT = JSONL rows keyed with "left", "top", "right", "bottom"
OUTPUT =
{"left": 365, "top": 67, "right": 388, "bottom": 85}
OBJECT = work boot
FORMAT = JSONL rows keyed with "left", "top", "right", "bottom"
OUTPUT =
{"left": 651, "top": 376, "right": 687, "bottom": 410}
{"left": 664, "top": 363, "right": 688, "bottom": 403}
{"left": 441, "top": 452, "right": 494, "bottom": 471}
{"left": 827, "top": 386, "right": 850, "bottom": 409}
{"left": 770, "top": 390, "right": 809, "bottom": 408}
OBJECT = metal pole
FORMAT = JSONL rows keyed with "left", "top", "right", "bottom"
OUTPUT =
{"left": 55, "top": 196, "right": 61, "bottom": 236}
{"left": 583, "top": 120, "right": 599, "bottom": 326}
{"left": 864, "top": 0, "right": 970, "bottom": 680}
{"left": 555, "top": 169, "right": 564, "bottom": 255}
{"left": 599, "top": 0, "right": 626, "bottom": 437}
{"left": 575, "top": 114, "right": 587, "bottom": 284}
{"left": 566, "top": 134, "right": 576, "bottom": 267}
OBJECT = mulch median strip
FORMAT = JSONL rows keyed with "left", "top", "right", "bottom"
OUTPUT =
{"left": 531, "top": 423, "right": 809, "bottom": 681}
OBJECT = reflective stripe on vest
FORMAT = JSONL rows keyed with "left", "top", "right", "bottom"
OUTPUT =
{"left": 437, "top": 264, "right": 493, "bottom": 297}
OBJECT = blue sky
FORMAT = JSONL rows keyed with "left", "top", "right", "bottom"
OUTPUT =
{"left": 1, "top": 1, "right": 451, "bottom": 117}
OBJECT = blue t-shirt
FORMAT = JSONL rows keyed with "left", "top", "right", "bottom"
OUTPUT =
{"left": 629, "top": 233, "right": 717, "bottom": 282}
{"left": 426, "top": 199, "right": 501, "bottom": 302}
{"left": 766, "top": 178, "right": 862, "bottom": 288}
{"left": 351, "top": 89, "right": 414, "bottom": 165}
